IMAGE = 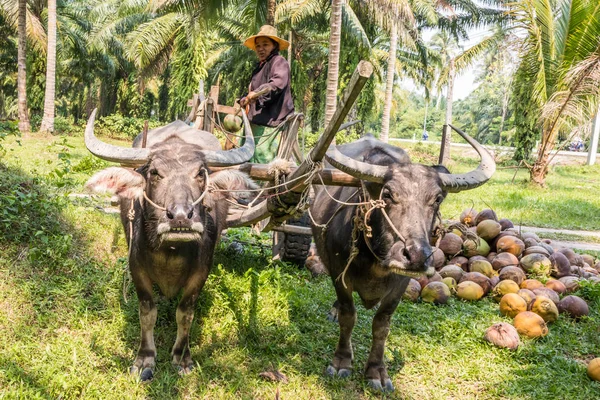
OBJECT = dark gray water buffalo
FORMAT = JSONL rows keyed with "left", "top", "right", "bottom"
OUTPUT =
{"left": 84, "top": 110, "right": 256, "bottom": 380}
{"left": 310, "top": 129, "right": 495, "bottom": 391}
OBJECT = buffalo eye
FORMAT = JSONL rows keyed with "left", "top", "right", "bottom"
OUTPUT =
{"left": 149, "top": 169, "right": 162, "bottom": 180}
{"left": 433, "top": 194, "right": 444, "bottom": 207}
{"left": 381, "top": 187, "right": 393, "bottom": 201}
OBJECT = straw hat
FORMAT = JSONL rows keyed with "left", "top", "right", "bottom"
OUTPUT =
{"left": 243, "top": 25, "right": 289, "bottom": 51}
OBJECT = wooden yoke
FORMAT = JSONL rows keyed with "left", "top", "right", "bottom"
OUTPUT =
{"left": 226, "top": 60, "right": 373, "bottom": 228}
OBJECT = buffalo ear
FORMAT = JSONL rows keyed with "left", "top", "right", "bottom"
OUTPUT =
{"left": 85, "top": 167, "right": 145, "bottom": 200}
{"left": 432, "top": 164, "right": 450, "bottom": 174}
{"left": 209, "top": 170, "right": 258, "bottom": 202}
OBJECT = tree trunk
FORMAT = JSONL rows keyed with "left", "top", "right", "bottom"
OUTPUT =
{"left": 40, "top": 0, "right": 57, "bottom": 134}
{"left": 530, "top": 146, "right": 550, "bottom": 186}
{"left": 267, "top": 0, "right": 276, "bottom": 26}
{"left": 380, "top": 23, "right": 397, "bottom": 143}
{"left": 498, "top": 83, "right": 510, "bottom": 146}
{"left": 439, "top": 59, "right": 455, "bottom": 165}
{"left": 324, "top": 0, "right": 344, "bottom": 130}
{"left": 17, "top": 0, "right": 31, "bottom": 135}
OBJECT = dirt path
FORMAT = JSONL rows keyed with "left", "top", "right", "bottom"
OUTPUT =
{"left": 518, "top": 226, "right": 600, "bottom": 252}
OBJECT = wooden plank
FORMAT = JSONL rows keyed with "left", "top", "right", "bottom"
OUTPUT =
{"left": 214, "top": 164, "right": 360, "bottom": 186}
{"left": 216, "top": 104, "right": 238, "bottom": 115}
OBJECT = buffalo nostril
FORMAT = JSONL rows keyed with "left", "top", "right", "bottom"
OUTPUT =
{"left": 403, "top": 248, "right": 411, "bottom": 261}
{"left": 187, "top": 210, "right": 194, "bottom": 219}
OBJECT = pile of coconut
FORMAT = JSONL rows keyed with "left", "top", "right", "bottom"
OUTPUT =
{"left": 401, "top": 208, "right": 600, "bottom": 380}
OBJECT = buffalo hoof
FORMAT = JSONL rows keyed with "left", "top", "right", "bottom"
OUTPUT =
{"left": 367, "top": 378, "right": 394, "bottom": 392}
{"left": 177, "top": 364, "right": 194, "bottom": 375}
{"left": 326, "top": 306, "right": 339, "bottom": 323}
{"left": 130, "top": 366, "right": 154, "bottom": 382}
{"left": 325, "top": 365, "right": 352, "bottom": 378}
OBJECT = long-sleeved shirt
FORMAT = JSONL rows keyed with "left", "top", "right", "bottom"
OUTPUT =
{"left": 248, "top": 52, "right": 294, "bottom": 127}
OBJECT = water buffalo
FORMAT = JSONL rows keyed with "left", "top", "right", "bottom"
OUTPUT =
{"left": 84, "top": 110, "right": 257, "bottom": 380}
{"left": 310, "top": 129, "right": 495, "bottom": 391}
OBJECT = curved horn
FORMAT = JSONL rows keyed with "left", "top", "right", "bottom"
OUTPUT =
{"left": 84, "top": 109, "right": 150, "bottom": 167}
{"left": 202, "top": 109, "right": 255, "bottom": 167}
{"left": 439, "top": 124, "right": 496, "bottom": 193}
{"left": 325, "top": 147, "right": 387, "bottom": 183}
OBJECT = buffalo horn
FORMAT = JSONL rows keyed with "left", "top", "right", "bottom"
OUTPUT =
{"left": 84, "top": 109, "right": 150, "bottom": 167}
{"left": 439, "top": 124, "right": 496, "bottom": 193}
{"left": 324, "top": 147, "right": 387, "bottom": 183}
{"left": 201, "top": 109, "right": 255, "bottom": 167}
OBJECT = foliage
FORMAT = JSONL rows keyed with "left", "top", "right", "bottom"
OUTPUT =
{"left": 94, "top": 114, "right": 162, "bottom": 140}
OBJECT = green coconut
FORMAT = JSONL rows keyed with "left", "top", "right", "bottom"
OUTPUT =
{"left": 456, "top": 281, "right": 485, "bottom": 301}
{"left": 492, "top": 280, "right": 520, "bottom": 301}
{"left": 477, "top": 219, "right": 502, "bottom": 242}
{"left": 470, "top": 259, "right": 496, "bottom": 278}
{"left": 421, "top": 282, "right": 451, "bottom": 305}
{"left": 520, "top": 253, "right": 551, "bottom": 276}
{"left": 223, "top": 114, "right": 243, "bottom": 133}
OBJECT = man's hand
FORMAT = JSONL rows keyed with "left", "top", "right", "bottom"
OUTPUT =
{"left": 239, "top": 91, "right": 258, "bottom": 107}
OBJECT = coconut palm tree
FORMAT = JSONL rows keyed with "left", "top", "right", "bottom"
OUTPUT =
{"left": 17, "top": 0, "right": 30, "bottom": 134}
{"left": 324, "top": 0, "right": 343, "bottom": 128}
{"left": 40, "top": 0, "right": 57, "bottom": 133}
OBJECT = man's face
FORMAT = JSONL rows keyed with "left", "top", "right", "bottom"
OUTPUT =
{"left": 255, "top": 37, "right": 276, "bottom": 62}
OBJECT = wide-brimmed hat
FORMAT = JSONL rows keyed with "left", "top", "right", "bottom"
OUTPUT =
{"left": 243, "top": 25, "right": 289, "bottom": 51}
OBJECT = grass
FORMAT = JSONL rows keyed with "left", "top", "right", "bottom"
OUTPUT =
{"left": 1, "top": 132, "right": 600, "bottom": 399}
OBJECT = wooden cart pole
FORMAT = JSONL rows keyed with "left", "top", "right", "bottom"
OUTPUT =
{"left": 226, "top": 60, "right": 373, "bottom": 228}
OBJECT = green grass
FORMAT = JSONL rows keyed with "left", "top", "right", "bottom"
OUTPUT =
{"left": 1, "top": 133, "right": 600, "bottom": 399}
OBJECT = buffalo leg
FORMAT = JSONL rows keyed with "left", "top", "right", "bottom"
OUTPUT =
{"left": 171, "top": 273, "right": 206, "bottom": 374}
{"left": 130, "top": 276, "right": 157, "bottom": 381}
{"left": 364, "top": 283, "right": 406, "bottom": 392}
{"left": 326, "top": 286, "right": 356, "bottom": 378}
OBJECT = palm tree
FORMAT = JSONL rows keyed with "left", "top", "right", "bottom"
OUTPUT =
{"left": 17, "top": 0, "right": 30, "bottom": 134}
{"left": 267, "top": 0, "right": 276, "bottom": 25}
{"left": 509, "top": 0, "right": 600, "bottom": 186}
{"left": 380, "top": 22, "right": 397, "bottom": 142}
{"left": 40, "top": 0, "right": 57, "bottom": 133}
{"left": 324, "top": 0, "right": 343, "bottom": 128}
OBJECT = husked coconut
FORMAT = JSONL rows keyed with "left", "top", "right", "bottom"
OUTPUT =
{"left": 483, "top": 323, "right": 520, "bottom": 350}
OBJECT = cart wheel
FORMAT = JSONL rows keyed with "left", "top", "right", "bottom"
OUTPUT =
{"left": 273, "top": 213, "right": 312, "bottom": 267}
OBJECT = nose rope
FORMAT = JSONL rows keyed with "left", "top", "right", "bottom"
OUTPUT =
{"left": 142, "top": 169, "right": 210, "bottom": 211}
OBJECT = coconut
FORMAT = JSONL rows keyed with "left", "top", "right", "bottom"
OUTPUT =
{"left": 459, "top": 272, "right": 493, "bottom": 294}
{"left": 431, "top": 247, "right": 446, "bottom": 271}
{"left": 402, "top": 279, "right": 422, "bottom": 302}
{"left": 486, "top": 252, "right": 498, "bottom": 263}
{"left": 491, "top": 252, "right": 519, "bottom": 271}
{"left": 549, "top": 252, "right": 571, "bottom": 278}
{"left": 456, "top": 281, "right": 485, "bottom": 301}
{"left": 521, "top": 232, "right": 541, "bottom": 242}
{"left": 584, "top": 266, "right": 599, "bottom": 276}
{"left": 557, "top": 295, "right": 589, "bottom": 319}
{"left": 538, "top": 242, "right": 555, "bottom": 255}
{"left": 594, "top": 261, "right": 600, "bottom": 273}
{"left": 558, "top": 276, "right": 580, "bottom": 292}
{"left": 474, "top": 208, "right": 498, "bottom": 225}
{"left": 416, "top": 275, "right": 429, "bottom": 290}
{"left": 496, "top": 236, "right": 525, "bottom": 258}
{"left": 463, "top": 238, "right": 490, "bottom": 257}
{"left": 492, "top": 280, "right": 520, "bottom": 301}
{"left": 421, "top": 282, "right": 451, "bottom": 304}
{"left": 529, "top": 295, "right": 559, "bottom": 323}
{"left": 523, "top": 246, "right": 551, "bottom": 258}
{"left": 582, "top": 254, "right": 595, "bottom": 267}
{"left": 517, "top": 289, "right": 536, "bottom": 304}
{"left": 438, "top": 233, "right": 463, "bottom": 257}
{"left": 545, "top": 279, "right": 567, "bottom": 294}
{"left": 490, "top": 275, "right": 500, "bottom": 287}
{"left": 532, "top": 288, "right": 560, "bottom": 305}
{"left": 439, "top": 265, "right": 465, "bottom": 282}
{"left": 498, "top": 266, "right": 526, "bottom": 286}
{"left": 442, "top": 277, "right": 458, "bottom": 292}
{"left": 483, "top": 322, "right": 520, "bottom": 350}
{"left": 223, "top": 114, "right": 243, "bottom": 132}
{"left": 513, "top": 311, "right": 549, "bottom": 338}
{"left": 498, "top": 218, "right": 514, "bottom": 231}
{"left": 523, "top": 237, "right": 539, "bottom": 248}
{"left": 520, "top": 279, "right": 544, "bottom": 291}
{"left": 470, "top": 259, "right": 496, "bottom": 278}
{"left": 588, "top": 358, "right": 600, "bottom": 381}
{"left": 477, "top": 220, "right": 502, "bottom": 242}
{"left": 499, "top": 293, "right": 528, "bottom": 318}
{"left": 460, "top": 208, "right": 478, "bottom": 227}
{"left": 449, "top": 256, "right": 469, "bottom": 272}
{"left": 520, "top": 253, "right": 551, "bottom": 276}
{"left": 557, "top": 248, "right": 584, "bottom": 267}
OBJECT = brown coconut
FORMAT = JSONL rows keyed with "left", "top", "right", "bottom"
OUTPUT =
{"left": 421, "top": 282, "right": 451, "bottom": 305}
{"left": 431, "top": 247, "right": 446, "bottom": 271}
{"left": 490, "top": 275, "right": 500, "bottom": 288}
{"left": 532, "top": 288, "right": 560, "bottom": 305}
{"left": 558, "top": 276, "right": 580, "bottom": 293}
{"left": 477, "top": 220, "right": 502, "bottom": 242}
{"left": 439, "top": 265, "right": 465, "bottom": 282}
{"left": 499, "top": 293, "right": 528, "bottom": 318}
{"left": 520, "top": 253, "right": 552, "bottom": 276}
{"left": 549, "top": 252, "right": 571, "bottom": 278}
{"left": 517, "top": 289, "right": 537, "bottom": 304}
{"left": 456, "top": 281, "right": 485, "bottom": 301}
{"left": 449, "top": 256, "right": 469, "bottom": 272}
{"left": 474, "top": 208, "right": 498, "bottom": 225}
{"left": 459, "top": 272, "right": 493, "bottom": 294}
{"left": 557, "top": 248, "right": 584, "bottom": 267}
{"left": 496, "top": 236, "right": 525, "bottom": 258}
{"left": 498, "top": 218, "right": 514, "bottom": 231}
{"left": 483, "top": 322, "right": 520, "bottom": 350}
{"left": 581, "top": 254, "right": 595, "bottom": 267}
{"left": 460, "top": 208, "right": 478, "bottom": 227}
{"left": 521, "top": 232, "right": 541, "bottom": 242}
{"left": 520, "top": 279, "right": 544, "bottom": 291}
{"left": 438, "top": 233, "right": 463, "bottom": 257}
{"left": 557, "top": 295, "right": 589, "bottom": 319}
{"left": 529, "top": 295, "right": 559, "bottom": 323}
{"left": 538, "top": 242, "right": 555, "bottom": 255}
{"left": 402, "top": 279, "right": 422, "bottom": 302}
{"left": 545, "top": 279, "right": 567, "bottom": 295}
{"left": 523, "top": 237, "right": 539, "bottom": 249}
{"left": 523, "top": 246, "right": 552, "bottom": 258}
{"left": 498, "top": 266, "right": 526, "bottom": 286}
{"left": 491, "top": 252, "right": 519, "bottom": 271}
{"left": 492, "top": 280, "right": 520, "bottom": 301}
{"left": 513, "top": 311, "right": 549, "bottom": 338}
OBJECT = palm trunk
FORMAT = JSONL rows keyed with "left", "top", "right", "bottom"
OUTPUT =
{"left": 40, "top": 0, "right": 57, "bottom": 134}
{"left": 380, "top": 23, "right": 397, "bottom": 143}
{"left": 498, "top": 85, "right": 509, "bottom": 146}
{"left": 267, "top": 0, "right": 276, "bottom": 26}
{"left": 439, "top": 59, "right": 455, "bottom": 165}
{"left": 324, "top": 0, "right": 344, "bottom": 130}
{"left": 17, "top": 0, "right": 31, "bottom": 135}
{"left": 531, "top": 135, "right": 551, "bottom": 186}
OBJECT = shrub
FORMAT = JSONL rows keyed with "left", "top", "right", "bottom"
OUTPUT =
{"left": 95, "top": 114, "right": 162, "bottom": 140}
